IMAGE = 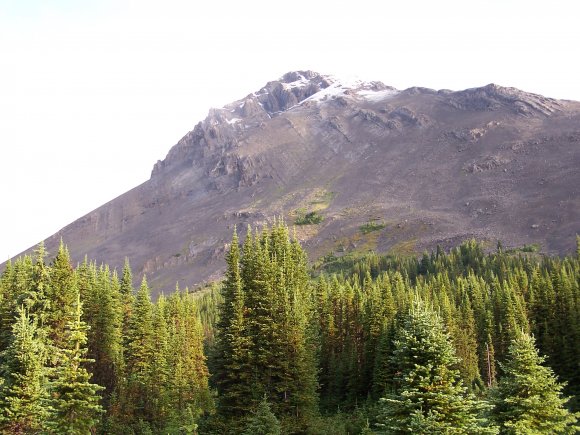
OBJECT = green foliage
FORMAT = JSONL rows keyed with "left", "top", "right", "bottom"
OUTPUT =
{"left": 242, "top": 396, "right": 281, "bottom": 435}
{"left": 1, "top": 234, "right": 580, "bottom": 434}
{"left": 46, "top": 295, "right": 104, "bottom": 434}
{"left": 0, "top": 307, "right": 50, "bottom": 433}
{"left": 490, "top": 332, "right": 579, "bottom": 434}
{"left": 295, "top": 210, "right": 323, "bottom": 225}
{"left": 506, "top": 243, "right": 540, "bottom": 253}
{"left": 0, "top": 243, "right": 213, "bottom": 434}
{"left": 359, "top": 220, "right": 386, "bottom": 234}
{"left": 214, "top": 223, "right": 318, "bottom": 429}
{"left": 376, "top": 299, "right": 497, "bottom": 434}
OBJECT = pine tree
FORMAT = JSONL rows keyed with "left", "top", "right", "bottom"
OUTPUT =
{"left": 46, "top": 240, "right": 77, "bottom": 349}
{"left": 0, "top": 259, "right": 17, "bottom": 352}
{"left": 46, "top": 294, "right": 104, "bottom": 434}
{"left": 20, "top": 243, "right": 51, "bottom": 328}
{"left": 149, "top": 294, "right": 171, "bottom": 429}
{"left": 166, "top": 291, "right": 212, "bottom": 431}
{"left": 242, "top": 396, "right": 281, "bottom": 435}
{"left": 106, "top": 258, "right": 133, "bottom": 428}
{"left": 119, "top": 258, "right": 134, "bottom": 353}
{"left": 454, "top": 291, "right": 483, "bottom": 391}
{"left": 214, "top": 228, "right": 253, "bottom": 418}
{"left": 376, "top": 299, "right": 497, "bottom": 434}
{"left": 490, "top": 332, "right": 579, "bottom": 434}
{"left": 123, "top": 275, "right": 155, "bottom": 426}
{"left": 360, "top": 419, "right": 375, "bottom": 434}
{"left": 83, "top": 265, "right": 123, "bottom": 404}
{"left": 214, "top": 223, "right": 318, "bottom": 428}
{"left": 0, "top": 307, "right": 50, "bottom": 434}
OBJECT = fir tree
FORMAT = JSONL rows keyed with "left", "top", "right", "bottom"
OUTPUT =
{"left": 119, "top": 258, "right": 134, "bottom": 354}
{"left": 376, "top": 299, "right": 497, "bottom": 434}
{"left": 214, "top": 223, "right": 318, "bottom": 428}
{"left": 46, "top": 240, "right": 77, "bottom": 349}
{"left": 83, "top": 265, "right": 123, "bottom": 403}
{"left": 149, "top": 294, "right": 170, "bottom": 429}
{"left": 242, "top": 396, "right": 281, "bottom": 435}
{"left": 0, "top": 258, "right": 17, "bottom": 352}
{"left": 46, "top": 294, "right": 104, "bottom": 434}
{"left": 20, "top": 243, "right": 51, "bottom": 328}
{"left": 123, "top": 275, "right": 155, "bottom": 426}
{"left": 0, "top": 307, "right": 50, "bottom": 434}
{"left": 214, "top": 228, "right": 253, "bottom": 418}
{"left": 490, "top": 332, "right": 579, "bottom": 434}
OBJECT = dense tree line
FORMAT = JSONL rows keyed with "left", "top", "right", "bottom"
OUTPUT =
{"left": 0, "top": 242, "right": 211, "bottom": 434}
{"left": 205, "top": 229, "right": 579, "bottom": 433}
{"left": 0, "top": 228, "right": 579, "bottom": 433}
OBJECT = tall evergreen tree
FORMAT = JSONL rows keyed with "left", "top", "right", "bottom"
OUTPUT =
{"left": 123, "top": 275, "right": 155, "bottom": 426}
{"left": 119, "top": 258, "right": 135, "bottom": 354}
{"left": 0, "top": 307, "right": 50, "bottom": 434}
{"left": 46, "top": 294, "right": 104, "bottom": 434}
{"left": 214, "top": 223, "right": 318, "bottom": 428}
{"left": 20, "top": 243, "right": 51, "bottom": 328}
{"left": 376, "top": 299, "right": 496, "bottom": 434}
{"left": 214, "top": 228, "right": 253, "bottom": 418}
{"left": 46, "top": 240, "right": 77, "bottom": 349}
{"left": 0, "top": 259, "right": 17, "bottom": 352}
{"left": 80, "top": 262, "right": 124, "bottom": 425}
{"left": 165, "top": 291, "right": 212, "bottom": 431}
{"left": 242, "top": 396, "right": 281, "bottom": 435}
{"left": 490, "top": 332, "right": 579, "bottom": 434}
{"left": 149, "top": 294, "right": 171, "bottom": 429}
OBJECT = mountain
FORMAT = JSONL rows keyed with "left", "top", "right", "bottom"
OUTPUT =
{"left": 10, "top": 71, "right": 580, "bottom": 293}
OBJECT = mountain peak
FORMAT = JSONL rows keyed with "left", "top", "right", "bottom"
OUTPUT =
{"left": 152, "top": 74, "right": 569, "bottom": 180}
{"left": 280, "top": 70, "right": 324, "bottom": 84}
{"left": 16, "top": 71, "right": 580, "bottom": 294}
{"left": 449, "top": 83, "right": 562, "bottom": 115}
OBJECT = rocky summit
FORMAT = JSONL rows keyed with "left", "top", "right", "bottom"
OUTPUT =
{"left": 14, "top": 71, "right": 580, "bottom": 293}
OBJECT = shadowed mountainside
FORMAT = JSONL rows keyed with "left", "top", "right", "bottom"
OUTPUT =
{"left": 9, "top": 71, "right": 580, "bottom": 293}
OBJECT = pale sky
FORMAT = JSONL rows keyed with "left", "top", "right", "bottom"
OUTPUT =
{"left": 1, "top": 0, "right": 579, "bottom": 260}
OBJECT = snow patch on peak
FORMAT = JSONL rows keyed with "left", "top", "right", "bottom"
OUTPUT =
{"left": 301, "top": 75, "right": 398, "bottom": 104}
{"left": 303, "top": 81, "right": 352, "bottom": 102}
{"left": 226, "top": 117, "right": 241, "bottom": 125}
{"left": 282, "top": 76, "right": 311, "bottom": 90}
{"left": 357, "top": 88, "right": 399, "bottom": 102}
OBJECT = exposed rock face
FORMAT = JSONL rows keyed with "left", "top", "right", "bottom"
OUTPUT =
{"left": 8, "top": 71, "right": 580, "bottom": 295}
{"left": 447, "top": 83, "right": 562, "bottom": 115}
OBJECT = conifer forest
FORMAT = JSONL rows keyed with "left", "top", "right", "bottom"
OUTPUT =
{"left": 0, "top": 224, "right": 579, "bottom": 434}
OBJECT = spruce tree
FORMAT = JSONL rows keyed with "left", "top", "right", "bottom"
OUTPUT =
{"left": 490, "top": 332, "right": 579, "bottom": 434}
{"left": 165, "top": 291, "right": 212, "bottom": 431}
{"left": 214, "top": 228, "right": 253, "bottom": 418}
{"left": 0, "top": 259, "right": 17, "bottom": 352}
{"left": 214, "top": 223, "right": 318, "bottom": 428}
{"left": 376, "top": 299, "right": 496, "bottom": 434}
{"left": 20, "top": 243, "right": 51, "bottom": 328}
{"left": 46, "top": 294, "right": 104, "bottom": 434}
{"left": 83, "top": 265, "right": 123, "bottom": 403}
{"left": 0, "top": 307, "right": 50, "bottom": 434}
{"left": 123, "top": 275, "right": 155, "bottom": 426}
{"left": 242, "top": 396, "right": 281, "bottom": 435}
{"left": 149, "top": 294, "right": 171, "bottom": 429}
{"left": 119, "top": 258, "right": 134, "bottom": 353}
{"left": 46, "top": 240, "right": 77, "bottom": 349}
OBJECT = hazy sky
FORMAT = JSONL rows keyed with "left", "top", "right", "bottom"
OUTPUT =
{"left": 1, "top": 0, "right": 579, "bottom": 260}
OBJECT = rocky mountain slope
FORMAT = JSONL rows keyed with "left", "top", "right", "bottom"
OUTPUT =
{"left": 12, "top": 71, "right": 580, "bottom": 293}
